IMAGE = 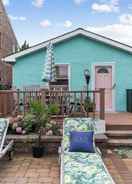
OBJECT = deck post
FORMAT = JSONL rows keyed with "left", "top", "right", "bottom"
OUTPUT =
{"left": 100, "top": 88, "right": 105, "bottom": 120}
{"left": 16, "top": 89, "right": 20, "bottom": 115}
{"left": 41, "top": 89, "right": 46, "bottom": 105}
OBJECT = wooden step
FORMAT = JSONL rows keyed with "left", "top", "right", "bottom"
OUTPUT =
{"left": 108, "top": 138, "right": 132, "bottom": 146}
{"left": 106, "top": 124, "right": 132, "bottom": 131}
{"left": 106, "top": 130, "right": 132, "bottom": 138}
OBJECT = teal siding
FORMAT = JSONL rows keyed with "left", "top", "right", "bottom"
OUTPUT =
{"left": 13, "top": 49, "right": 46, "bottom": 88}
{"left": 13, "top": 35, "right": 132, "bottom": 111}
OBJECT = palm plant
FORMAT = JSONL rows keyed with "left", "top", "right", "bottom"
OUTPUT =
{"left": 24, "top": 100, "right": 59, "bottom": 157}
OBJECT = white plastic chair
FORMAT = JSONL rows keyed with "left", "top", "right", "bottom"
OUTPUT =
{"left": 0, "top": 119, "right": 14, "bottom": 160}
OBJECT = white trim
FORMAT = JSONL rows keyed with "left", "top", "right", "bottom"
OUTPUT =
{"left": 91, "top": 62, "right": 116, "bottom": 112}
{"left": 99, "top": 153, "right": 115, "bottom": 184}
{"left": 55, "top": 63, "right": 71, "bottom": 90}
{"left": 0, "top": 119, "right": 9, "bottom": 152}
{"left": 3, "top": 28, "right": 132, "bottom": 63}
{"left": 0, "top": 140, "right": 14, "bottom": 159}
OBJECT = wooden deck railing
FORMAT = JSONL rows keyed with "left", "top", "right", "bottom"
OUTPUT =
{"left": 0, "top": 89, "right": 105, "bottom": 119}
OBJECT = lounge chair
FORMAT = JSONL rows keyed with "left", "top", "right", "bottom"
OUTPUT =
{"left": 60, "top": 118, "right": 115, "bottom": 184}
{"left": 0, "top": 118, "right": 14, "bottom": 160}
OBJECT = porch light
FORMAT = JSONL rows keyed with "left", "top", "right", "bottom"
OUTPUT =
{"left": 84, "top": 69, "right": 90, "bottom": 86}
{"left": 84, "top": 69, "right": 91, "bottom": 117}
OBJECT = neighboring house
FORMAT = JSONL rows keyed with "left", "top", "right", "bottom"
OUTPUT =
{"left": 0, "top": 0, "right": 18, "bottom": 59}
{"left": 0, "top": 0, "right": 17, "bottom": 88}
{"left": 3, "top": 28, "right": 132, "bottom": 112}
{"left": 0, "top": 60, "right": 12, "bottom": 88}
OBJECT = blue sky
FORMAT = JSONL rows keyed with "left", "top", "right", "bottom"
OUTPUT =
{"left": 2, "top": 0, "right": 132, "bottom": 46}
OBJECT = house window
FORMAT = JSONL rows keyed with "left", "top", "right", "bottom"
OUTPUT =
{"left": 50, "top": 64, "right": 69, "bottom": 90}
{"left": 97, "top": 67, "right": 109, "bottom": 74}
{"left": 55, "top": 64, "right": 68, "bottom": 79}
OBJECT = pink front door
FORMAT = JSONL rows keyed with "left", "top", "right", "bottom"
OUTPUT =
{"left": 95, "top": 66, "right": 113, "bottom": 111}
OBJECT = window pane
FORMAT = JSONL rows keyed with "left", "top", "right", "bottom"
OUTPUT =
{"left": 97, "top": 67, "right": 109, "bottom": 74}
{"left": 56, "top": 65, "right": 68, "bottom": 78}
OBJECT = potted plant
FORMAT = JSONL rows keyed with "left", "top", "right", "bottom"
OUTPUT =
{"left": 23, "top": 100, "right": 59, "bottom": 158}
{"left": 0, "top": 84, "right": 8, "bottom": 90}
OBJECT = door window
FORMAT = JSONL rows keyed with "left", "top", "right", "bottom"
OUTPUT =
{"left": 97, "top": 67, "right": 109, "bottom": 74}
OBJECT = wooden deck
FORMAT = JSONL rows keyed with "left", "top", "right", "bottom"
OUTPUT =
{"left": 105, "top": 113, "right": 132, "bottom": 146}
{"left": 105, "top": 112, "right": 132, "bottom": 125}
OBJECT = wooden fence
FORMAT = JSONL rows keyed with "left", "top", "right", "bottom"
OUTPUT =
{"left": 0, "top": 89, "right": 105, "bottom": 119}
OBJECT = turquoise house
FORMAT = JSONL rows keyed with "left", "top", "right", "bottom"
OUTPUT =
{"left": 4, "top": 28, "right": 132, "bottom": 112}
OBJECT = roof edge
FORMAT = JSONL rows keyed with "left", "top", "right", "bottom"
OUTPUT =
{"left": 3, "top": 27, "right": 132, "bottom": 63}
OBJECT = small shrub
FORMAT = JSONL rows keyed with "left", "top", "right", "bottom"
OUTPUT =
{"left": 84, "top": 97, "right": 95, "bottom": 112}
{"left": 23, "top": 113, "right": 36, "bottom": 133}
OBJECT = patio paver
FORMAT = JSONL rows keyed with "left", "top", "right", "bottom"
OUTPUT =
{"left": 104, "top": 151, "right": 132, "bottom": 184}
{"left": 0, "top": 152, "right": 132, "bottom": 184}
{"left": 0, "top": 154, "right": 59, "bottom": 184}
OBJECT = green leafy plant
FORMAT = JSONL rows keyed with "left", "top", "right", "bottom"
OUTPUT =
{"left": 84, "top": 97, "right": 95, "bottom": 112}
{"left": 0, "top": 84, "right": 8, "bottom": 90}
{"left": 48, "top": 103, "right": 60, "bottom": 115}
{"left": 23, "top": 101, "right": 59, "bottom": 146}
{"left": 50, "top": 121, "right": 60, "bottom": 135}
{"left": 23, "top": 113, "right": 36, "bottom": 133}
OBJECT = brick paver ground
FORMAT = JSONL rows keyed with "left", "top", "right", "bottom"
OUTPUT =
{"left": 0, "top": 154, "right": 59, "bottom": 184}
{"left": 0, "top": 152, "right": 132, "bottom": 184}
{"left": 123, "top": 159, "right": 132, "bottom": 172}
{"left": 104, "top": 152, "right": 132, "bottom": 184}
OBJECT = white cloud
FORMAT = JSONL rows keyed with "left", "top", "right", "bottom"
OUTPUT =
{"left": 86, "top": 24, "right": 132, "bottom": 46}
{"left": 2, "top": 0, "right": 10, "bottom": 6}
{"left": 111, "top": 0, "right": 119, "bottom": 6}
{"left": 9, "top": 15, "right": 27, "bottom": 21}
{"left": 92, "top": 3, "right": 112, "bottom": 13}
{"left": 119, "top": 14, "right": 132, "bottom": 25}
{"left": 87, "top": 13, "right": 132, "bottom": 45}
{"left": 40, "top": 19, "right": 52, "bottom": 28}
{"left": 91, "top": 0, "right": 119, "bottom": 13}
{"left": 64, "top": 20, "right": 73, "bottom": 28}
{"left": 74, "top": 0, "right": 86, "bottom": 5}
{"left": 32, "top": 0, "right": 45, "bottom": 8}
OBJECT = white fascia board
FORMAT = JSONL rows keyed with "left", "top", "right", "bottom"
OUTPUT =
{"left": 3, "top": 28, "right": 132, "bottom": 63}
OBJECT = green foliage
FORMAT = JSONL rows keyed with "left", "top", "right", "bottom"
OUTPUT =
{"left": 50, "top": 121, "right": 60, "bottom": 136}
{"left": 23, "top": 113, "right": 36, "bottom": 133}
{"left": 84, "top": 97, "right": 94, "bottom": 112}
{"left": 23, "top": 100, "right": 60, "bottom": 146}
{"left": 0, "top": 84, "right": 8, "bottom": 90}
{"left": 48, "top": 103, "right": 60, "bottom": 115}
{"left": 28, "top": 101, "right": 49, "bottom": 131}
{"left": 19, "top": 40, "right": 29, "bottom": 51}
{"left": 114, "top": 147, "right": 132, "bottom": 159}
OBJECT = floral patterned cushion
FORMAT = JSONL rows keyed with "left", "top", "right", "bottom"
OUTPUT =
{"left": 64, "top": 152, "right": 114, "bottom": 184}
{"left": 0, "top": 119, "right": 7, "bottom": 147}
{"left": 63, "top": 118, "right": 95, "bottom": 151}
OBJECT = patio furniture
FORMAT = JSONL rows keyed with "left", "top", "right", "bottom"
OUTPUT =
{"left": 0, "top": 118, "right": 14, "bottom": 160}
{"left": 60, "top": 118, "right": 115, "bottom": 184}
